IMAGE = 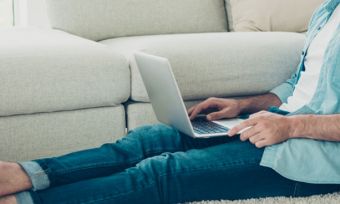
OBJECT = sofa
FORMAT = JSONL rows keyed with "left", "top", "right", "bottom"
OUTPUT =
{"left": 1, "top": 0, "right": 339, "bottom": 202}
{"left": 0, "top": 0, "right": 307, "bottom": 161}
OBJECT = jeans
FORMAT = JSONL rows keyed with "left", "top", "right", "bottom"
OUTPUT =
{"left": 18, "top": 124, "right": 340, "bottom": 204}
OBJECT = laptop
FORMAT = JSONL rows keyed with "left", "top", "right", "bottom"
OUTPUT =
{"left": 134, "top": 52, "right": 245, "bottom": 138}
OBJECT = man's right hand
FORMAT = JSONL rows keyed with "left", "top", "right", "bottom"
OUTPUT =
{"left": 187, "top": 97, "right": 242, "bottom": 121}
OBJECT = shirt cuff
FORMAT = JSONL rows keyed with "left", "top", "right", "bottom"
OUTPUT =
{"left": 18, "top": 161, "right": 50, "bottom": 191}
{"left": 15, "top": 191, "right": 34, "bottom": 204}
{"left": 270, "top": 83, "right": 294, "bottom": 104}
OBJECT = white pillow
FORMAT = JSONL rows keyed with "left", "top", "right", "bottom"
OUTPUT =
{"left": 226, "top": 0, "right": 324, "bottom": 32}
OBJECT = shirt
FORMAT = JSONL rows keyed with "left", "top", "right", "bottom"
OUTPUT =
{"left": 280, "top": 4, "right": 340, "bottom": 112}
{"left": 260, "top": 0, "right": 340, "bottom": 184}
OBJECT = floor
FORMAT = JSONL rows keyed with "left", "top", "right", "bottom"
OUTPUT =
{"left": 190, "top": 192, "right": 340, "bottom": 204}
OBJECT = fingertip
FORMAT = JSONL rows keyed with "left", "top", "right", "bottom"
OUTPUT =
{"left": 227, "top": 130, "right": 234, "bottom": 136}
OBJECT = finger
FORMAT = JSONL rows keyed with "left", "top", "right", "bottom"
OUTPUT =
{"left": 227, "top": 118, "right": 258, "bottom": 136}
{"left": 189, "top": 104, "right": 204, "bottom": 120}
{"left": 239, "top": 126, "right": 260, "bottom": 141}
{"left": 249, "top": 111, "right": 269, "bottom": 118}
{"left": 248, "top": 133, "right": 264, "bottom": 144}
{"left": 190, "top": 101, "right": 217, "bottom": 120}
{"left": 254, "top": 140, "right": 269, "bottom": 148}
{"left": 187, "top": 105, "right": 197, "bottom": 115}
{"left": 207, "top": 109, "right": 229, "bottom": 121}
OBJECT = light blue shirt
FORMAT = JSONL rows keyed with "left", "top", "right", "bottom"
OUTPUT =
{"left": 260, "top": 0, "right": 340, "bottom": 184}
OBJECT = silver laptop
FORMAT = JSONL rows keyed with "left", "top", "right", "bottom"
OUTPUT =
{"left": 134, "top": 52, "right": 244, "bottom": 138}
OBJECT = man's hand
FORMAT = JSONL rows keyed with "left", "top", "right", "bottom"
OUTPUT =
{"left": 187, "top": 93, "right": 282, "bottom": 121}
{"left": 188, "top": 97, "right": 242, "bottom": 121}
{"left": 227, "top": 111, "right": 294, "bottom": 148}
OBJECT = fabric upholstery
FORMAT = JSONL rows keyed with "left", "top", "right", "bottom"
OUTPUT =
{"left": 0, "top": 28, "right": 130, "bottom": 116}
{"left": 101, "top": 32, "right": 305, "bottom": 102}
{"left": 0, "top": 106, "right": 126, "bottom": 161}
{"left": 225, "top": 0, "right": 323, "bottom": 32}
{"left": 127, "top": 101, "right": 200, "bottom": 130}
{"left": 45, "top": 0, "right": 228, "bottom": 41}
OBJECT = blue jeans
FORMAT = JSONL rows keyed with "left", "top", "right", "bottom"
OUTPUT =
{"left": 18, "top": 124, "right": 340, "bottom": 204}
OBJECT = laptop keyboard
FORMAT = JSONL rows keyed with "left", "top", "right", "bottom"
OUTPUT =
{"left": 192, "top": 119, "right": 229, "bottom": 135}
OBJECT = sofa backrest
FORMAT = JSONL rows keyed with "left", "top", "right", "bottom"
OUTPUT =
{"left": 45, "top": 0, "right": 228, "bottom": 41}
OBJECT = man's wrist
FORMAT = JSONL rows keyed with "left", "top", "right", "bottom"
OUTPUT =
{"left": 287, "top": 115, "right": 315, "bottom": 139}
{"left": 236, "top": 93, "right": 282, "bottom": 115}
{"left": 238, "top": 98, "right": 250, "bottom": 114}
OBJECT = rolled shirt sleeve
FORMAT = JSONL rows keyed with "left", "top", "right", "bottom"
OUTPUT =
{"left": 270, "top": 74, "right": 297, "bottom": 104}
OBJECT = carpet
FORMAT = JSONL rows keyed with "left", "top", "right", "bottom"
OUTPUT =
{"left": 190, "top": 192, "right": 340, "bottom": 204}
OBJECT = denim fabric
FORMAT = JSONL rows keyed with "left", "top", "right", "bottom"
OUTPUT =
{"left": 17, "top": 124, "right": 340, "bottom": 204}
{"left": 16, "top": 191, "right": 34, "bottom": 204}
{"left": 262, "top": 0, "right": 340, "bottom": 184}
{"left": 18, "top": 161, "right": 50, "bottom": 191}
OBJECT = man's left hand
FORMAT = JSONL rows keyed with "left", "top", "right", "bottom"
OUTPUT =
{"left": 227, "top": 111, "right": 293, "bottom": 148}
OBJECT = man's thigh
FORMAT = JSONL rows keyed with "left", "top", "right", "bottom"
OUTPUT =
{"left": 138, "top": 140, "right": 298, "bottom": 203}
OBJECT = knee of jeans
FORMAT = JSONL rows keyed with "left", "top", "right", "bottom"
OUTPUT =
{"left": 128, "top": 124, "right": 179, "bottom": 141}
{"left": 135, "top": 152, "right": 182, "bottom": 178}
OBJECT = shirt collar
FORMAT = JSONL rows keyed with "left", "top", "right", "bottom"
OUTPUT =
{"left": 325, "top": 0, "right": 340, "bottom": 12}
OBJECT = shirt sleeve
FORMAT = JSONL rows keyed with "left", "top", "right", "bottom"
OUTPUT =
{"left": 270, "top": 73, "right": 297, "bottom": 104}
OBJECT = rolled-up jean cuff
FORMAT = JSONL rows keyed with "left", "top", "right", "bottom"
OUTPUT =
{"left": 18, "top": 161, "right": 50, "bottom": 191}
{"left": 15, "top": 191, "right": 34, "bottom": 204}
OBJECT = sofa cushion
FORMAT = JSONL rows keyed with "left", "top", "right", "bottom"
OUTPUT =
{"left": 45, "top": 0, "right": 228, "bottom": 41}
{"left": 127, "top": 102, "right": 200, "bottom": 130}
{"left": 0, "top": 28, "right": 130, "bottom": 116}
{"left": 100, "top": 32, "right": 305, "bottom": 102}
{"left": 225, "top": 0, "right": 323, "bottom": 32}
{"left": 0, "top": 106, "right": 126, "bottom": 161}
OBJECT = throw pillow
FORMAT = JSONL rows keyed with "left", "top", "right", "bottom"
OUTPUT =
{"left": 226, "top": 0, "right": 324, "bottom": 32}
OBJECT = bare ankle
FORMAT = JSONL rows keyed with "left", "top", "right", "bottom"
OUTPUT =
{"left": 0, "top": 195, "right": 17, "bottom": 204}
{"left": 0, "top": 162, "right": 32, "bottom": 197}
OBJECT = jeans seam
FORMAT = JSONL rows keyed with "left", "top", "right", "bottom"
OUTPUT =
{"left": 52, "top": 148, "right": 180, "bottom": 175}
{"left": 52, "top": 161, "right": 138, "bottom": 175}
{"left": 293, "top": 182, "right": 299, "bottom": 197}
{"left": 78, "top": 182, "right": 158, "bottom": 204}
{"left": 162, "top": 159, "right": 260, "bottom": 177}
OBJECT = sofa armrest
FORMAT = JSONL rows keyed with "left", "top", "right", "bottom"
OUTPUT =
{"left": 0, "top": 28, "right": 130, "bottom": 116}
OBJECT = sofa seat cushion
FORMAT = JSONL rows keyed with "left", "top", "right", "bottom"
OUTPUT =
{"left": 100, "top": 32, "right": 305, "bottom": 102}
{"left": 0, "top": 28, "right": 130, "bottom": 116}
{"left": 0, "top": 106, "right": 126, "bottom": 161}
{"left": 127, "top": 102, "right": 200, "bottom": 130}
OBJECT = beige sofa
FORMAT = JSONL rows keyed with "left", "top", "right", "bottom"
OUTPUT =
{"left": 0, "top": 0, "right": 308, "bottom": 161}
{"left": 2, "top": 0, "right": 339, "bottom": 203}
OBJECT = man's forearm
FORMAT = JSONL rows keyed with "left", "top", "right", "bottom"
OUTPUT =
{"left": 238, "top": 93, "right": 282, "bottom": 114}
{"left": 289, "top": 115, "right": 340, "bottom": 142}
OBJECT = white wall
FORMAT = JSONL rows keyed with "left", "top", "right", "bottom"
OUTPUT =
{"left": 27, "top": 0, "right": 49, "bottom": 27}
{"left": 14, "top": 0, "right": 50, "bottom": 27}
{"left": 0, "top": 0, "right": 13, "bottom": 26}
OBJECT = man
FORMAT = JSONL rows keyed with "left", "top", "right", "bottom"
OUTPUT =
{"left": 0, "top": 0, "right": 339, "bottom": 203}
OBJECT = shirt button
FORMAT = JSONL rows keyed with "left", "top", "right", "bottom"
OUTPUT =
{"left": 302, "top": 51, "right": 305, "bottom": 55}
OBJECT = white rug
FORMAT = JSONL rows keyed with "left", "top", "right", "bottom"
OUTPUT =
{"left": 190, "top": 192, "right": 340, "bottom": 204}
